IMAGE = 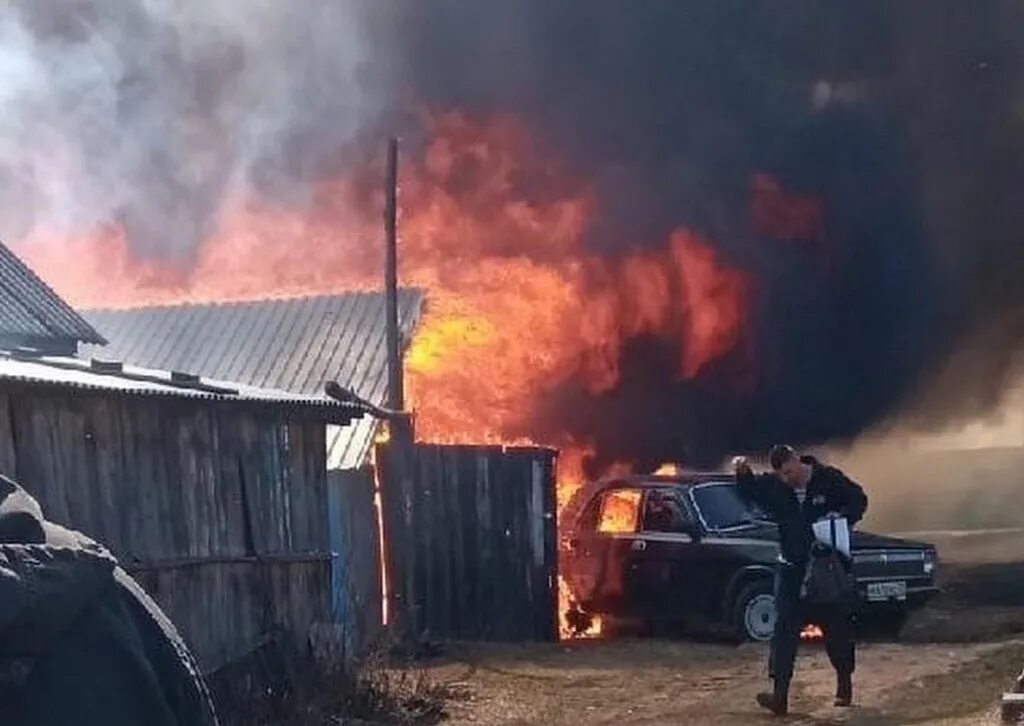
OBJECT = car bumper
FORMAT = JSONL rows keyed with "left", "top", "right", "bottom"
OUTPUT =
{"left": 856, "top": 582, "right": 938, "bottom": 608}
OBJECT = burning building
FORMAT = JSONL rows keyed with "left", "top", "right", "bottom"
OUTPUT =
{"left": 2, "top": 3, "right": 1024, "bottom": 562}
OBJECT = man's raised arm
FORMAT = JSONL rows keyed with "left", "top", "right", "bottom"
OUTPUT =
{"left": 732, "top": 456, "right": 779, "bottom": 513}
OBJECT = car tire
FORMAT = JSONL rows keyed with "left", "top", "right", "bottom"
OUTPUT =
{"left": 733, "top": 579, "right": 776, "bottom": 642}
{"left": 868, "top": 609, "right": 909, "bottom": 638}
{"left": 601, "top": 615, "right": 654, "bottom": 638}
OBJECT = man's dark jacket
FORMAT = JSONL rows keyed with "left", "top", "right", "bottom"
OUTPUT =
{"left": 736, "top": 455, "right": 868, "bottom": 566}
{"left": 0, "top": 476, "right": 219, "bottom": 725}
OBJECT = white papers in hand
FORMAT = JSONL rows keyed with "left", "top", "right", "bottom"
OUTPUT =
{"left": 812, "top": 516, "right": 851, "bottom": 558}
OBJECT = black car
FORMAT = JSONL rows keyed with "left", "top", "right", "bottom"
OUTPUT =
{"left": 563, "top": 474, "right": 938, "bottom": 641}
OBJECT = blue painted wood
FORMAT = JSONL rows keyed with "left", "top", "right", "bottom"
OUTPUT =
{"left": 326, "top": 474, "right": 349, "bottom": 628}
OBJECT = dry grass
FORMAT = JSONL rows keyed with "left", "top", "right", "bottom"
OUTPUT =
{"left": 213, "top": 638, "right": 457, "bottom": 726}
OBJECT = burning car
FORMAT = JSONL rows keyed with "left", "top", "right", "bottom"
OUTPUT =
{"left": 563, "top": 474, "right": 938, "bottom": 641}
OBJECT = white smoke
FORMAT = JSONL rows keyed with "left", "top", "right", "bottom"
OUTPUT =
{"left": 0, "top": 1, "right": 379, "bottom": 258}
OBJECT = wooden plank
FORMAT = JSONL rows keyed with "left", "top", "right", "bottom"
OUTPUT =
{"left": 9, "top": 395, "right": 41, "bottom": 512}
{"left": 411, "top": 445, "right": 430, "bottom": 639}
{"left": 285, "top": 422, "right": 306, "bottom": 551}
{"left": 195, "top": 407, "right": 218, "bottom": 557}
{"left": 213, "top": 410, "right": 248, "bottom": 557}
{"left": 69, "top": 398, "right": 99, "bottom": 543}
{"left": 116, "top": 399, "right": 146, "bottom": 561}
{"left": 543, "top": 452, "right": 560, "bottom": 641}
{"left": 125, "top": 551, "right": 333, "bottom": 570}
{"left": 305, "top": 423, "right": 326, "bottom": 552}
{"left": 176, "top": 407, "right": 202, "bottom": 557}
{"left": 416, "top": 445, "right": 432, "bottom": 639}
{"left": 0, "top": 393, "right": 17, "bottom": 479}
{"left": 530, "top": 457, "right": 550, "bottom": 640}
{"left": 270, "top": 423, "right": 290, "bottom": 551}
{"left": 160, "top": 403, "right": 190, "bottom": 559}
{"left": 474, "top": 450, "right": 492, "bottom": 638}
{"left": 108, "top": 398, "right": 136, "bottom": 559}
{"left": 292, "top": 421, "right": 328, "bottom": 553}
{"left": 458, "top": 450, "right": 480, "bottom": 639}
{"left": 444, "top": 446, "right": 466, "bottom": 639}
{"left": 503, "top": 450, "right": 523, "bottom": 640}
{"left": 489, "top": 447, "right": 511, "bottom": 639}
{"left": 310, "top": 425, "right": 328, "bottom": 550}
{"left": 434, "top": 445, "right": 453, "bottom": 639}
{"left": 237, "top": 417, "right": 269, "bottom": 554}
{"left": 48, "top": 400, "right": 75, "bottom": 530}
{"left": 510, "top": 453, "right": 532, "bottom": 640}
{"left": 84, "top": 397, "right": 116, "bottom": 548}
{"left": 135, "top": 399, "right": 169, "bottom": 560}
{"left": 513, "top": 454, "right": 533, "bottom": 641}
{"left": 499, "top": 451, "right": 519, "bottom": 641}
{"left": 37, "top": 397, "right": 72, "bottom": 527}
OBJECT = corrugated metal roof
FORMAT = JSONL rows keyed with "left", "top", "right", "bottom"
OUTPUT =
{"left": 0, "top": 354, "right": 362, "bottom": 424}
{"left": 82, "top": 291, "right": 424, "bottom": 468}
{"left": 0, "top": 242, "right": 106, "bottom": 348}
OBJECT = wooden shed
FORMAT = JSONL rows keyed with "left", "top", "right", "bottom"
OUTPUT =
{"left": 80, "top": 292, "right": 424, "bottom": 655}
{"left": 0, "top": 351, "right": 362, "bottom": 672}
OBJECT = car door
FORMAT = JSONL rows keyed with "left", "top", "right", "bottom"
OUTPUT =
{"left": 631, "top": 487, "right": 706, "bottom": 619}
{"left": 567, "top": 487, "right": 645, "bottom": 614}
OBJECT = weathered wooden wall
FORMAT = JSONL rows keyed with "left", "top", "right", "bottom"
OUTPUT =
{"left": 377, "top": 443, "right": 559, "bottom": 642}
{"left": 0, "top": 386, "right": 333, "bottom": 671}
{"left": 326, "top": 467, "right": 383, "bottom": 659}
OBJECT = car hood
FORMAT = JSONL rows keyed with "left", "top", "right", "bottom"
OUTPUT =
{"left": 714, "top": 523, "right": 932, "bottom": 552}
{"left": 851, "top": 530, "right": 933, "bottom": 551}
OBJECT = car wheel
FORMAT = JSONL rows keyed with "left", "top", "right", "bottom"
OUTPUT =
{"left": 867, "top": 609, "right": 909, "bottom": 638}
{"left": 733, "top": 579, "right": 776, "bottom": 642}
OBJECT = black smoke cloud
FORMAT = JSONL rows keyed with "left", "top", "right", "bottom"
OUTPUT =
{"left": 3, "top": 2, "right": 1023, "bottom": 469}
{"left": 370, "top": 1, "right": 1024, "bottom": 470}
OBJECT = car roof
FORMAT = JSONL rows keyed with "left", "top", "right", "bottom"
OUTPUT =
{"left": 593, "top": 472, "right": 734, "bottom": 489}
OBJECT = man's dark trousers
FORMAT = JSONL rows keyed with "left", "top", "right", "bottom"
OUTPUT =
{"left": 769, "top": 562, "right": 855, "bottom": 690}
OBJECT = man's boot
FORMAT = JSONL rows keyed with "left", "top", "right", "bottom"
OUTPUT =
{"left": 756, "top": 680, "right": 789, "bottom": 716}
{"left": 835, "top": 673, "right": 853, "bottom": 707}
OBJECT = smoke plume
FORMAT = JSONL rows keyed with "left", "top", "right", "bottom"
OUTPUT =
{"left": 370, "top": 1, "right": 1024, "bottom": 470}
{"left": 0, "top": 1, "right": 379, "bottom": 261}
{"left": 4, "top": 2, "right": 1024, "bottom": 471}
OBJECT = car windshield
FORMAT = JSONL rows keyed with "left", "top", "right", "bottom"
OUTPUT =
{"left": 691, "top": 482, "right": 759, "bottom": 530}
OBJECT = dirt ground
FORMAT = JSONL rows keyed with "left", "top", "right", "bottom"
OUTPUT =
{"left": 422, "top": 638, "right": 1021, "bottom": 725}
{"left": 407, "top": 531, "right": 1024, "bottom": 725}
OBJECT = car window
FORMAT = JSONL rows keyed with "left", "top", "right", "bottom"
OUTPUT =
{"left": 642, "top": 489, "right": 692, "bottom": 533}
{"left": 596, "top": 489, "right": 642, "bottom": 534}
{"left": 691, "top": 482, "right": 757, "bottom": 530}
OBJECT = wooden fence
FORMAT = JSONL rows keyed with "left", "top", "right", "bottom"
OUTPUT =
{"left": 377, "top": 443, "right": 559, "bottom": 642}
{"left": 0, "top": 385, "right": 334, "bottom": 671}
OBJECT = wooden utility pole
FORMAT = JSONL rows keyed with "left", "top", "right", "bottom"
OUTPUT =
{"left": 384, "top": 137, "right": 404, "bottom": 412}
{"left": 380, "top": 137, "right": 414, "bottom": 642}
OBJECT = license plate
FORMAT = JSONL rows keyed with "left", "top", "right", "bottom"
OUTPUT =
{"left": 866, "top": 581, "right": 907, "bottom": 601}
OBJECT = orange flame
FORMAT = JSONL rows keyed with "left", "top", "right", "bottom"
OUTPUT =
{"left": 13, "top": 110, "right": 752, "bottom": 640}
{"left": 596, "top": 489, "right": 642, "bottom": 534}
{"left": 801, "top": 624, "right": 825, "bottom": 641}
